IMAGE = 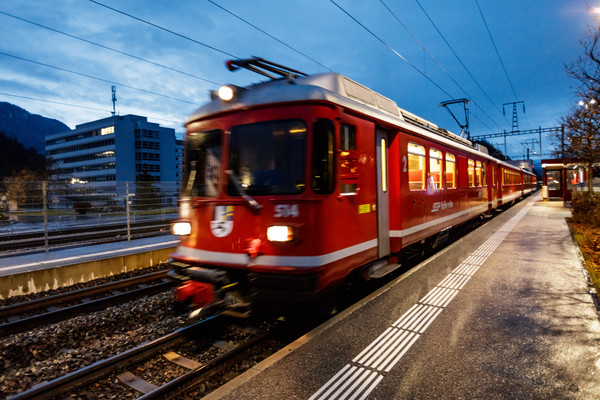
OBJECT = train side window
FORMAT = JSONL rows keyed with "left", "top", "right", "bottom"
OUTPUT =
{"left": 429, "top": 148, "right": 443, "bottom": 189}
{"left": 408, "top": 142, "right": 426, "bottom": 191}
{"left": 312, "top": 119, "right": 335, "bottom": 194}
{"left": 340, "top": 124, "right": 357, "bottom": 194}
{"left": 482, "top": 163, "right": 487, "bottom": 186}
{"left": 475, "top": 161, "right": 482, "bottom": 187}
{"left": 468, "top": 159, "right": 475, "bottom": 187}
{"left": 445, "top": 153, "right": 456, "bottom": 189}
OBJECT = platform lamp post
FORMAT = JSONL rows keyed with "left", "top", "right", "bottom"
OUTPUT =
{"left": 576, "top": 97, "right": 597, "bottom": 193}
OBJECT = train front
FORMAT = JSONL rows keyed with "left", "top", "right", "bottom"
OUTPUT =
{"left": 168, "top": 72, "right": 344, "bottom": 317}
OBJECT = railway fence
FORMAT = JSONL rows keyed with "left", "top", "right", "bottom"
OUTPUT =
{"left": 0, "top": 180, "right": 180, "bottom": 254}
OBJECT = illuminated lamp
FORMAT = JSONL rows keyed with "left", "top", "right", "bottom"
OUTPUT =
{"left": 172, "top": 221, "right": 191, "bottom": 236}
{"left": 218, "top": 85, "right": 235, "bottom": 101}
{"left": 267, "top": 226, "right": 295, "bottom": 242}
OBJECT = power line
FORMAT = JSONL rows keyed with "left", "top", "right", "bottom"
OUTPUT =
{"left": 475, "top": 0, "right": 531, "bottom": 130}
{"left": 329, "top": 0, "right": 453, "bottom": 99}
{"left": 0, "top": 51, "right": 202, "bottom": 106}
{"left": 207, "top": 0, "right": 332, "bottom": 72}
{"left": 0, "top": 91, "right": 184, "bottom": 126}
{"left": 0, "top": 91, "right": 108, "bottom": 112}
{"left": 379, "top": 0, "right": 500, "bottom": 131}
{"left": 412, "top": 0, "right": 506, "bottom": 126}
{"left": 474, "top": 0, "right": 519, "bottom": 101}
{"left": 0, "top": 11, "right": 220, "bottom": 86}
{"left": 88, "top": 0, "right": 239, "bottom": 59}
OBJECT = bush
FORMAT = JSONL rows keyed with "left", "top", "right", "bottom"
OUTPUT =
{"left": 73, "top": 201, "right": 92, "bottom": 215}
{"left": 571, "top": 191, "right": 600, "bottom": 228}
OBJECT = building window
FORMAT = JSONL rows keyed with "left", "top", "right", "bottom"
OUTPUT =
{"left": 100, "top": 126, "right": 114, "bottom": 135}
{"left": 446, "top": 153, "right": 456, "bottom": 189}
{"left": 429, "top": 148, "right": 443, "bottom": 189}
{"left": 408, "top": 142, "right": 426, "bottom": 191}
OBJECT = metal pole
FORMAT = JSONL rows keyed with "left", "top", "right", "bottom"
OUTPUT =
{"left": 561, "top": 125, "right": 565, "bottom": 159}
{"left": 43, "top": 181, "right": 48, "bottom": 253}
{"left": 126, "top": 181, "right": 131, "bottom": 241}
{"left": 504, "top": 131, "right": 507, "bottom": 160}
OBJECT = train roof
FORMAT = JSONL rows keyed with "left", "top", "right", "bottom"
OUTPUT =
{"left": 188, "top": 71, "right": 532, "bottom": 174}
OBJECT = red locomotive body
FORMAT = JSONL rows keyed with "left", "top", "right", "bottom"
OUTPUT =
{"left": 169, "top": 59, "right": 536, "bottom": 315}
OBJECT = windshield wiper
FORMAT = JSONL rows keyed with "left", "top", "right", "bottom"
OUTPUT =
{"left": 226, "top": 170, "right": 263, "bottom": 213}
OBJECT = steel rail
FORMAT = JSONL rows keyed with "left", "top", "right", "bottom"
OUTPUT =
{"left": 138, "top": 324, "right": 279, "bottom": 399}
{"left": 6, "top": 314, "right": 231, "bottom": 400}
{"left": 0, "top": 272, "right": 175, "bottom": 337}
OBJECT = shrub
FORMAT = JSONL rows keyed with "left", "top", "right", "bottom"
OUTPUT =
{"left": 73, "top": 201, "right": 92, "bottom": 215}
{"left": 571, "top": 191, "right": 600, "bottom": 228}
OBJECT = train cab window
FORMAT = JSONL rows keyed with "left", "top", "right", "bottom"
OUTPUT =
{"left": 312, "top": 119, "right": 335, "bottom": 194}
{"left": 475, "top": 161, "right": 482, "bottom": 187}
{"left": 445, "top": 153, "right": 456, "bottom": 189}
{"left": 340, "top": 124, "right": 357, "bottom": 194}
{"left": 183, "top": 129, "right": 222, "bottom": 197}
{"left": 228, "top": 119, "right": 306, "bottom": 196}
{"left": 429, "top": 149, "right": 443, "bottom": 189}
{"left": 408, "top": 142, "right": 426, "bottom": 191}
{"left": 468, "top": 159, "right": 475, "bottom": 187}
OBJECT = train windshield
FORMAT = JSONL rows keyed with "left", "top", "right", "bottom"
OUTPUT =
{"left": 183, "top": 129, "right": 222, "bottom": 197}
{"left": 228, "top": 119, "right": 306, "bottom": 196}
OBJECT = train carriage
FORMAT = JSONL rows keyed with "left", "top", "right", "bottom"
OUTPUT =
{"left": 169, "top": 58, "right": 536, "bottom": 315}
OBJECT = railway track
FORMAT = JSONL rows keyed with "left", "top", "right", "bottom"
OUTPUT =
{"left": 0, "top": 270, "right": 175, "bottom": 337}
{"left": 7, "top": 313, "right": 290, "bottom": 400}
{"left": 0, "top": 218, "right": 173, "bottom": 254}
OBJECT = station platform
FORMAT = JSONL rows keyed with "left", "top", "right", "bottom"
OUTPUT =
{"left": 206, "top": 194, "right": 600, "bottom": 399}
{"left": 0, "top": 235, "right": 178, "bottom": 299}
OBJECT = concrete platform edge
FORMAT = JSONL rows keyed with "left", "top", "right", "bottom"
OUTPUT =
{"left": 0, "top": 246, "right": 176, "bottom": 299}
{"left": 201, "top": 227, "right": 471, "bottom": 400}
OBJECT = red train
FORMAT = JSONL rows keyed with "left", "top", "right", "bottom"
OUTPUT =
{"left": 169, "top": 58, "right": 536, "bottom": 316}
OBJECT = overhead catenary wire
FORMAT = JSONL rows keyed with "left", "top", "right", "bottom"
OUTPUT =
{"left": 0, "top": 51, "right": 202, "bottom": 106}
{"left": 0, "top": 11, "right": 220, "bottom": 86}
{"left": 207, "top": 0, "right": 332, "bottom": 72}
{"left": 328, "top": 0, "right": 454, "bottom": 99}
{"left": 379, "top": 0, "right": 500, "bottom": 132}
{"left": 331, "top": 0, "right": 498, "bottom": 133}
{"left": 412, "top": 0, "right": 507, "bottom": 125}
{"left": 88, "top": 0, "right": 239, "bottom": 59}
{"left": 474, "top": 0, "right": 531, "bottom": 130}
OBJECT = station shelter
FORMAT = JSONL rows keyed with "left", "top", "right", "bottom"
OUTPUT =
{"left": 541, "top": 158, "right": 595, "bottom": 201}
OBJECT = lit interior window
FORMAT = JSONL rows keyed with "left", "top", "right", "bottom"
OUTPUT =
{"left": 101, "top": 126, "right": 115, "bottom": 135}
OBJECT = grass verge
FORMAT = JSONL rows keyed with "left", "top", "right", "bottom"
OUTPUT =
{"left": 568, "top": 219, "right": 600, "bottom": 295}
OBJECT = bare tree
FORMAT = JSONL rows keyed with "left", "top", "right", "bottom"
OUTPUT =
{"left": 556, "top": 28, "right": 600, "bottom": 192}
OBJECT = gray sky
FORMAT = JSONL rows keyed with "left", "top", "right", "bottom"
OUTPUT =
{"left": 0, "top": 0, "right": 595, "bottom": 159}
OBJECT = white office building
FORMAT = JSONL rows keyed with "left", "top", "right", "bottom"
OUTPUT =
{"left": 45, "top": 115, "right": 179, "bottom": 207}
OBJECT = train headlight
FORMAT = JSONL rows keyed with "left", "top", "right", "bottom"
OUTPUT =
{"left": 172, "top": 221, "right": 191, "bottom": 236}
{"left": 218, "top": 85, "right": 235, "bottom": 101}
{"left": 267, "top": 225, "right": 295, "bottom": 242}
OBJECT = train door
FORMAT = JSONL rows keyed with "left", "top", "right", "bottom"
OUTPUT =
{"left": 376, "top": 128, "right": 390, "bottom": 258}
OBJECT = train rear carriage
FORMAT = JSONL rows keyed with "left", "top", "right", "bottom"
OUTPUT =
{"left": 169, "top": 58, "right": 531, "bottom": 315}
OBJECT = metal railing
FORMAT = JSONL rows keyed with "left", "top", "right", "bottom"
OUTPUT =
{"left": 0, "top": 180, "right": 180, "bottom": 255}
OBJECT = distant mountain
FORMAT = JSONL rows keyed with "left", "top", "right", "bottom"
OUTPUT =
{"left": 0, "top": 131, "right": 46, "bottom": 179}
{"left": 0, "top": 102, "right": 70, "bottom": 154}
